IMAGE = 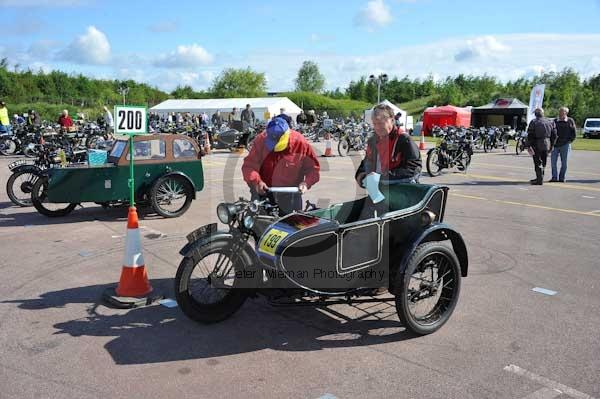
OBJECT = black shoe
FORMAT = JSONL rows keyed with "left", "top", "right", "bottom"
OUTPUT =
{"left": 530, "top": 180, "right": 542, "bottom": 185}
{"left": 559, "top": 179, "right": 565, "bottom": 183}
{"left": 549, "top": 178, "right": 559, "bottom": 182}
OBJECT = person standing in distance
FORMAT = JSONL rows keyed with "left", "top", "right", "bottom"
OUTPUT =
{"left": 527, "top": 108, "right": 557, "bottom": 185}
{"left": 550, "top": 106, "right": 576, "bottom": 183}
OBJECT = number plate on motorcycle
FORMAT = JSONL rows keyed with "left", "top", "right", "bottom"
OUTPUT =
{"left": 258, "top": 228, "right": 290, "bottom": 257}
{"left": 8, "top": 160, "right": 27, "bottom": 170}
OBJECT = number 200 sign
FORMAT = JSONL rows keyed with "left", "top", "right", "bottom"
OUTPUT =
{"left": 114, "top": 106, "right": 147, "bottom": 135}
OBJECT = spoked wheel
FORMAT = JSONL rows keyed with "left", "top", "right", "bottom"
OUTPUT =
{"left": 6, "top": 170, "right": 41, "bottom": 207}
{"left": 338, "top": 139, "right": 350, "bottom": 157}
{"left": 150, "top": 175, "right": 193, "bottom": 218}
{"left": 0, "top": 139, "right": 17, "bottom": 156}
{"left": 456, "top": 152, "right": 471, "bottom": 172}
{"left": 175, "top": 239, "right": 249, "bottom": 323}
{"left": 23, "top": 145, "right": 39, "bottom": 158}
{"left": 395, "top": 242, "right": 461, "bottom": 335}
{"left": 31, "top": 178, "right": 77, "bottom": 217}
{"left": 515, "top": 140, "right": 524, "bottom": 155}
{"left": 426, "top": 149, "right": 444, "bottom": 177}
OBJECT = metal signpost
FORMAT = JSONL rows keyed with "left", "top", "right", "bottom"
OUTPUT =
{"left": 114, "top": 105, "right": 148, "bottom": 206}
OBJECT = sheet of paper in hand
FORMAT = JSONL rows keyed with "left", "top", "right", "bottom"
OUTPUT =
{"left": 365, "top": 173, "right": 385, "bottom": 204}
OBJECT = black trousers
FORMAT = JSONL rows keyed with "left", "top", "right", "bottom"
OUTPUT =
{"left": 532, "top": 149, "right": 548, "bottom": 182}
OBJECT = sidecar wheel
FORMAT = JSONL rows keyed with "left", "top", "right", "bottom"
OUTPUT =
{"left": 395, "top": 242, "right": 461, "bottom": 335}
{"left": 175, "top": 239, "right": 248, "bottom": 323}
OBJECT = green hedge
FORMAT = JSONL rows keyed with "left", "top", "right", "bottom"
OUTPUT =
{"left": 282, "top": 92, "right": 372, "bottom": 118}
{"left": 7, "top": 102, "right": 103, "bottom": 122}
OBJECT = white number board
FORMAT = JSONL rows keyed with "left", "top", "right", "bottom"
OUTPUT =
{"left": 115, "top": 106, "right": 147, "bottom": 135}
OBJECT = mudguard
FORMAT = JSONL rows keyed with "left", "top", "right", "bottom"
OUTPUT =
{"left": 397, "top": 223, "right": 468, "bottom": 277}
{"left": 10, "top": 164, "right": 43, "bottom": 174}
{"left": 178, "top": 226, "right": 259, "bottom": 270}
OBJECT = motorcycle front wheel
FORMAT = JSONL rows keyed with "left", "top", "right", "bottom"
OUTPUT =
{"left": 0, "top": 138, "right": 17, "bottom": 156}
{"left": 175, "top": 238, "right": 250, "bottom": 323}
{"left": 426, "top": 149, "right": 444, "bottom": 177}
{"left": 338, "top": 139, "right": 350, "bottom": 156}
{"left": 7, "top": 169, "right": 41, "bottom": 206}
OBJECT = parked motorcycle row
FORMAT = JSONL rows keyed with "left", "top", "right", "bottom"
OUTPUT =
{"left": 0, "top": 121, "right": 111, "bottom": 158}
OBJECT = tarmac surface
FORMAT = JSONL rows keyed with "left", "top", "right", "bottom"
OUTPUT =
{"left": 1, "top": 142, "right": 599, "bottom": 399}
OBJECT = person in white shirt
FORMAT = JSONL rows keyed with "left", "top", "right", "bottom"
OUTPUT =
{"left": 103, "top": 106, "right": 114, "bottom": 136}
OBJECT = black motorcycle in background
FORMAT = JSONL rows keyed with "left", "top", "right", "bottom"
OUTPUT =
{"left": 426, "top": 128, "right": 474, "bottom": 177}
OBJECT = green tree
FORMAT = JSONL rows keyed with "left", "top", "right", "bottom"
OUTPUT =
{"left": 294, "top": 61, "right": 326, "bottom": 93}
{"left": 210, "top": 67, "right": 267, "bottom": 98}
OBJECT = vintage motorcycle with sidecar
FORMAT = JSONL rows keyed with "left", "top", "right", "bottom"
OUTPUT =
{"left": 175, "top": 183, "right": 468, "bottom": 335}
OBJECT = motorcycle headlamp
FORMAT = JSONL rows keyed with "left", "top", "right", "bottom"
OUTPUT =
{"left": 216, "top": 203, "right": 239, "bottom": 224}
{"left": 243, "top": 215, "right": 255, "bottom": 229}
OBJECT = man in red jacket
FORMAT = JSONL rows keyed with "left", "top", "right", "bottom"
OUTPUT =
{"left": 242, "top": 117, "right": 320, "bottom": 214}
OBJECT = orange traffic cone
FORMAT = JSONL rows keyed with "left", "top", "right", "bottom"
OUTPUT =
{"left": 204, "top": 131, "right": 211, "bottom": 154}
{"left": 103, "top": 207, "right": 157, "bottom": 308}
{"left": 419, "top": 130, "right": 426, "bottom": 150}
{"left": 322, "top": 133, "right": 335, "bottom": 157}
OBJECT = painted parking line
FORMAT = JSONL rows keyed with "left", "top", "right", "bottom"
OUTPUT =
{"left": 504, "top": 364, "right": 596, "bottom": 399}
{"left": 532, "top": 287, "right": 558, "bottom": 296}
{"left": 472, "top": 161, "right": 600, "bottom": 178}
{"left": 463, "top": 173, "right": 600, "bottom": 193}
{"left": 450, "top": 193, "right": 600, "bottom": 218}
{"left": 521, "top": 387, "right": 562, "bottom": 399}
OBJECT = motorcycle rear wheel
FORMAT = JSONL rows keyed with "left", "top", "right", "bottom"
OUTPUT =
{"left": 31, "top": 178, "right": 77, "bottom": 217}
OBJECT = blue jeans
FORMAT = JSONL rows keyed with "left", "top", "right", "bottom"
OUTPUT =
{"left": 551, "top": 144, "right": 570, "bottom": 181}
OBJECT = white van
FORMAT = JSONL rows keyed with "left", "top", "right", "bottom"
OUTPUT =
{"left": 583, "top": 118, "right": 600, "bottom": 138}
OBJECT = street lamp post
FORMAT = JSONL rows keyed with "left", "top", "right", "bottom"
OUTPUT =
{"left": 369, "top": 73, "right": 388, "bottom": 104}
{"left": 118, "top": 86, "right": 129, "bottom": 105}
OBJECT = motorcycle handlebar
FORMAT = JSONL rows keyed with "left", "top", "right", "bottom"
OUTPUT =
{"left": 267, "top": 187, "right": 301, "bottom": 194}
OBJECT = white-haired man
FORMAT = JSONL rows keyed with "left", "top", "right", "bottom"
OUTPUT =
{"left": 550, "top": 106, "right": 576, "bottom": 182}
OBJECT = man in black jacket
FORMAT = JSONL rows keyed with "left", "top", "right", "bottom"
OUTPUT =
{"left": 354, "top": 104, "right": 421, "bottom": 218}
{"left": 527, "top": 108, "right": 557, "bottom": 185}
{"left": 550, "top": 106, "right": 576, "bottom": 182}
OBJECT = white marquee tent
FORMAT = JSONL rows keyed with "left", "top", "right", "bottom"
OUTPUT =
{"left": 150, "top": 97, "right": 303, "bottom": 122}
{"left": 363, "top": 100, "right": 410, "bottom": 129}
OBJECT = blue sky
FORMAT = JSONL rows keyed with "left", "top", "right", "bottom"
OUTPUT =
{"left": 1, "top": 0, "right": 600, "bottom": 92}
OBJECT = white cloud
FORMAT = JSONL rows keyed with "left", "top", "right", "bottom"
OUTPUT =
{"left": 354, "top": 0, "right": 392, "bottom": 31}
{"left": 61, "top": 26, "right": 111, "bottom": 65}
{"left": 154, "top": 44, "right": 214, "bottom": 68}
{"left": 455, "top": 36, "right": 511, "bottom": 62}
{"left": 150, "top": 70, "right": 216, "bottom": 91}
